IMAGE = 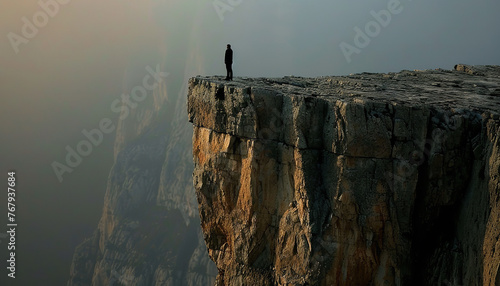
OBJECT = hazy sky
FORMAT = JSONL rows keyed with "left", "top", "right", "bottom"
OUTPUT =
{"left": 1, "top": 0, "right": 499, "bottom": 284}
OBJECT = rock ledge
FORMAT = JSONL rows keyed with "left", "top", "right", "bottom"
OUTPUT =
{"left": 188, "top": 65, "right": 500, "bottom": 286}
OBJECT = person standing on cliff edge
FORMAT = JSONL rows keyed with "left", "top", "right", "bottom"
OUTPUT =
{"left": 225, "top": 44, "right": 233, "bottom": 81}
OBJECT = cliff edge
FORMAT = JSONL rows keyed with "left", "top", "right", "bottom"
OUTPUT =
{"left": 188, "top": 65, "right": 500, "bottom": 285}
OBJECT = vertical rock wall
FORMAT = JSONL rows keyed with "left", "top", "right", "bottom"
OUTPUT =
{"left": 188, "top": 65, "right": 500, "bottom": 285}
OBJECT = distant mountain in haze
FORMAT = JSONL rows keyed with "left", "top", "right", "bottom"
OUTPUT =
{"left": 67, "top": 57, "right": 216, "bottom": 285}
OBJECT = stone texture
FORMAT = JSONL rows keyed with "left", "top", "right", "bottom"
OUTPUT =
{"left": 188, "top": 65, "right": 500, "bottom": 285}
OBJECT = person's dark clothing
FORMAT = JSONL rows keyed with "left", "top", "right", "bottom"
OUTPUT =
{"left": 225, "top": 63, "right": 233, "bottom": 81}
{"left": 225, "top": 47, "right": 233, "bottom": 80}
{"left": 225, "top": 48, "right": 233, "bottom": 64}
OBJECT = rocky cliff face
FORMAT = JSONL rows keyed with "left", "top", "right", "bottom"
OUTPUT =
{"left": 68, "top": 70, "right": 216, "bottom": 286}
{"left": 188, "top": 65, "right": 500, "bottom": 285}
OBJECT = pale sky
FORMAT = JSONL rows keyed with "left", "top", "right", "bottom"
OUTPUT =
{"left": 0, "top": 0, "right": 499, "bottom": 284}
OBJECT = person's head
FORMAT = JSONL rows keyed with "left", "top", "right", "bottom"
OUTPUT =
{"left": 227, "top": 44, "right": 231, "bottom": 49}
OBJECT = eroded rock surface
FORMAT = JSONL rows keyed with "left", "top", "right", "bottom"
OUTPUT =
{"left": 188, "top": 65, "right": 500, "bottom": 285}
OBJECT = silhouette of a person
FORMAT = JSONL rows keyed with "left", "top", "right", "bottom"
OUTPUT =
{"left": 225, "top": 44, "right": 233, "bottom": 81}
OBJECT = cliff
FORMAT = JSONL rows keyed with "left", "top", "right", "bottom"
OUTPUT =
{"left": 67, "top": 70, "right": 216, "bottom": 285}
{"left": 188, "top": 64, "right": 500, "bottom": 285}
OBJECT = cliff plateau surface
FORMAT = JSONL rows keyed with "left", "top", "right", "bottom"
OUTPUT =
{"left": 188, "top": 65, "right": 500, "bottom": 285}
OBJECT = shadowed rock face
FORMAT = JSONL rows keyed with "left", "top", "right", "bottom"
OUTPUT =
{"left": 68, "top": 76, "right": 217, "bottom": 286}
{"left": 188, "top": 65, "right": 500, "bottom": 286}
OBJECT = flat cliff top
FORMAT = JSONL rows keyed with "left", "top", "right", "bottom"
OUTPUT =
{"left": 192, "top": 64, "right": 500, "bottom": 116}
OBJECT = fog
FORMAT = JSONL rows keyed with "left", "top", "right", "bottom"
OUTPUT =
{"left": 0, "top": 0, "right": 499, "bottom": 284}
